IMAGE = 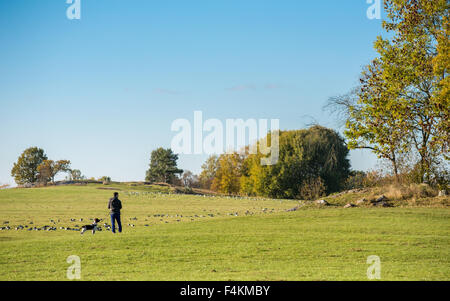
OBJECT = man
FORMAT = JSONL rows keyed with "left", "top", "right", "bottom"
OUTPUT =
{"left": 108, "top": 192, "right": 122, "bottom": 233}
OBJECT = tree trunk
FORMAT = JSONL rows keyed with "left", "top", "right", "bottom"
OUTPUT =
{"left": 391, "top": 151, "right": 399, "bottom": 183}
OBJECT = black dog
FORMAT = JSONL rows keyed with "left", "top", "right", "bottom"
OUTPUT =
{"left": 80, "top": 218, "right": 101, "bottom": 234}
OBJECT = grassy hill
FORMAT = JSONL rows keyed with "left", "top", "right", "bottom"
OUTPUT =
{"left": 0, "top": 184, "right": 448, "bottom": 280}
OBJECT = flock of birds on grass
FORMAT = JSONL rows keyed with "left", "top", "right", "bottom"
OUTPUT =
{"left": 0, "top": 207, "right": 280, "bottom": 232}
{"left": 123, "top": 190, "right": 283, "bottom": 202}
{"left": 0, "top": 191, "right": 290, "bottom": 232}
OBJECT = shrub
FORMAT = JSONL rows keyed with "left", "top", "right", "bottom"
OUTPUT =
{"left": 384, "top": 183, "right": 438, "bottom": 201}
{"left": 344, "top": 170, "right": 367, "bottom": 190}
{"left": 99, "top": 176, "right": 111, "bottom": 185}
{"left": 298, "top": 177, "right": 326, "bottom": 200}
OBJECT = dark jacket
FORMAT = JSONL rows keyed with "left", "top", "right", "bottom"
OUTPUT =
{"left": 108, "top": 197, "right": 122, "bottom": 214}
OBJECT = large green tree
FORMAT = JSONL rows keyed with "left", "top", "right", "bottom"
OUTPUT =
{"left": 145, "top": 148, "right": 183, "bottom": 184}
{"left": 242, "top": 126, "right": 350, "bottom": 199}
{"left": 330, "top": 0, "right": 449, "bottom": 182}
{"left": 11, "top": 147, "right": 48, "bottom": 185}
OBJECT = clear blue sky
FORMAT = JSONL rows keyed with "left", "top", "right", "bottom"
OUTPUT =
{"left": 0, "top": 0, "right": 384, "bottom": 185}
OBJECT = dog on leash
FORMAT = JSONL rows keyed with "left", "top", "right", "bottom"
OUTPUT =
{"left": 80, "top": 218, "right": 101, "bottom": 234}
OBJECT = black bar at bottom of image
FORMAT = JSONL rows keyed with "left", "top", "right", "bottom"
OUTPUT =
{"left": 0, "top": 281, "right": 448, "bottom": 299}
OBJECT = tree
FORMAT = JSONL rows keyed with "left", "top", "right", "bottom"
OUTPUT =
{"left": 211, "top": 153, "right": 244, "bottom": 195}
{"left": 374, "top": 0, "right": 448, "bottom": 182}
{"left": 145, "top": 148, "right": 183, "bottom": 184}
{"left": 37, "top": 160, "right": 54, "bottom": 184}
{"left": 198, "top": 155, "right": 219, "bottom": 189}
{"left": 54, "top": 160, "right": 71, "bottom": 181}
{"left": 240, "top": 126, "right": 350, "bottom": 199}
{"left": 11, "top": 147, "right": 48, "bottom": 185}
{"left": 37, "top": 159, "right": 71, "bottom": 184}
{"left": 433, "top": 9, "right": 449, "bottom": 159}
{"left": 328, "top": 0, "right": 449, "bottom": 182}
{"left": 181, "top": 170, "right": 198, "bottom": 188}
{"left": 69, "top": 169, "right": 84, "bottom": 181}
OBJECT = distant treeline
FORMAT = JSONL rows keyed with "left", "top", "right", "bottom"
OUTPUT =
{"left": 197, "top": 126, "right": 350, "bottom": 199}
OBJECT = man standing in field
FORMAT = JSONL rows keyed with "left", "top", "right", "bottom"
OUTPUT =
{"left": 108, "top": 192, "right": 122, "bottom": 233}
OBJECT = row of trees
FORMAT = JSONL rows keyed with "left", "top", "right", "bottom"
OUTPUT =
{"left": 144, "top": 126, "right": 353, "bottom": 200}
{"left": 10, "top": 146, "right": 187, "bottom": 188}
{"left": 198, "top": 126, "right": 351, "bottom": 199}
{"left": 327, "top": 0, "right": 449, "bottom": 186}
{"left": 11, "top": 147, "right": 83, "bottom": 185}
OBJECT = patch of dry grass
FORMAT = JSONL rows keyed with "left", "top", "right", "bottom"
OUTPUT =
{"left": 324, "top": 184, "right": 448, "bottom": 208}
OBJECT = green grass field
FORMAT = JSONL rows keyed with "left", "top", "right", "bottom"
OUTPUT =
{"left": 0, "top": 184, "right": 449, "bottom": 281}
